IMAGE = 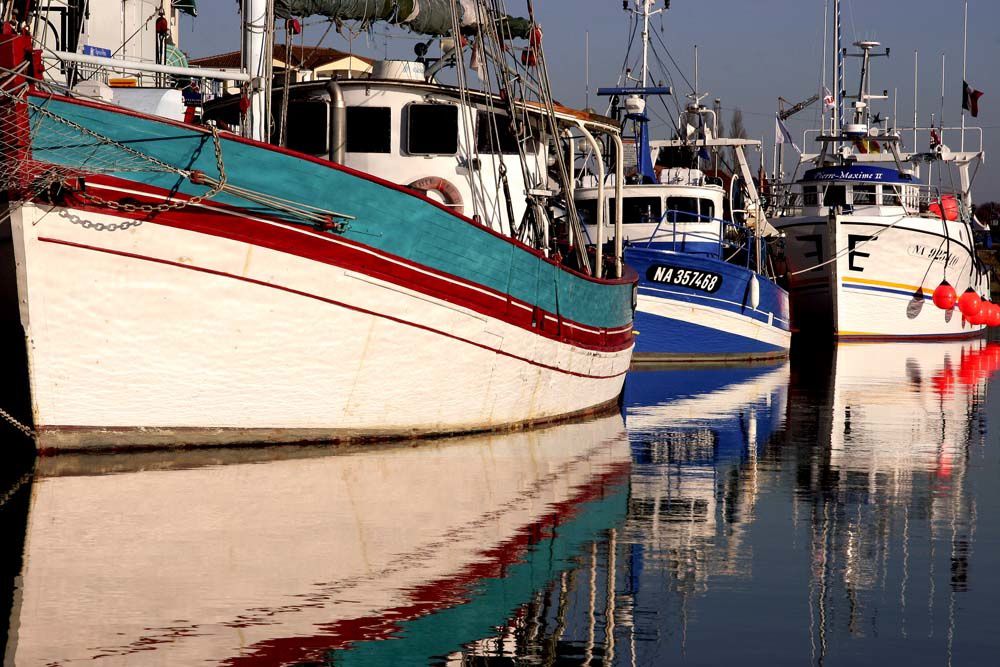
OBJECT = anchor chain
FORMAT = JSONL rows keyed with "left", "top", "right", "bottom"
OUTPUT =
{"left": 0, "top": 406, "right": 34, "bottom": 439}
{"left": 77, "top": 125, "right": 228, "bottom": 213}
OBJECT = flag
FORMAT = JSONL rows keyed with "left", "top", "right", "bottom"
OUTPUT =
{"left": 823, "top": 87, "right": 835, "bottom": 111}
{"left": 962, "top": 80, "right": 984, "bottom": 117}
{"left": 774, "top": 115, "right": 801, "bottom": 154}
{"left": 853, "top": 138, "right": 880, "bottom": 154}
{"left": 930, "top": 127, "right": 941, "bottom": 149}
{"left": 470, "top": 39, "right": 486, "bottom": 79}
{"left": 697, "top": 116, "right": 710, "bottom": 161}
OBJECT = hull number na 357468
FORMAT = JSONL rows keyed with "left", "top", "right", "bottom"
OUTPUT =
{"left": 646, "top": 264, "right": 723, "bottom": 293}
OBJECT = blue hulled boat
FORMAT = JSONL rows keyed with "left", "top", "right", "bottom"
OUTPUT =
{"left": 573, "top": 0, "right": 790, "bottom": 363}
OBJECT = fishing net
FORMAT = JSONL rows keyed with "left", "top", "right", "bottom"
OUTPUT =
{"left": 0, "top": 81, "right": 188, "bottom": 203}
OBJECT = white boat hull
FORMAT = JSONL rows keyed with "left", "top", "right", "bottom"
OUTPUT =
{"left": 4, "top": 201, "right": 632, "bottom": 451}
{"left": 774, "top": 213, "right": 990, "bottom": 339}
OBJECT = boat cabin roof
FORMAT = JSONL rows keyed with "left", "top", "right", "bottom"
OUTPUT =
{"left": 801, "top": 165, "right": 912, "bottom": 185}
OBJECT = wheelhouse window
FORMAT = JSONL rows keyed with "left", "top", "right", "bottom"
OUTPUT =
{"left": 476, "top": 110, "right": 520, "bottom": 154}
{"left": 286, "top": 101, "right": 328, "bottom": 155}
{"left": 345, "top": 106, "right": 392, "bottom": 153}
{"left": 407, "top": 104, "right": 458, "bottom": 155}
{"left": 603, "top": 197, "right": 662, "bottom": 224}
{"left": 823, "top": 185, "right": 847, "bottom": 207}
{"left": 853, "top": 184, "right": 877, "bottom": 205}
{"left": 666, "top": 197, "right": 714, "bottom": 222}
{"left": 882, "top": 185, "right": 903, "bottom": 206}
{"left": 803, "top": 185, "right": 819, "bottom": 206}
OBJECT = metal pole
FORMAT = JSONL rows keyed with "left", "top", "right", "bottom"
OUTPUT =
{"left": 693, "top": 44, "right": 698, "bottom": 97}
{"left": 821, "top": 0, "right": 829, "bottom": 132}
{"left": 832, "top": 0, "right": 840, "bottom": 137}
{"left": 611, "top": 132, "right": 625, "bottom": 278}
{"left": 961, "top": 0, "right": 968, "bottom": 152}
{"left": 913, "top": 50, "right": 918, "bottom": 151}
{"left": 585, "top": 30, "right": 590, "bottom": 109}
{"left": 52, "top": 50, "right": 252, "bottom": 81}
{"left": 242, "top": 0, "right": 271, "bottom": 142}
{"left": 577, "top": 123, "right": 605, "bottom": 278}
{"left": 641, "top": 0, "right": 650, "bottom": 86}
{"left": 939, "top": 52, "right": 946, "bottom": 133}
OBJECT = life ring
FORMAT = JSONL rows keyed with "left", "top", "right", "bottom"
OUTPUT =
{"left": 408, "top": 177, "right": 464, "bottom": 215}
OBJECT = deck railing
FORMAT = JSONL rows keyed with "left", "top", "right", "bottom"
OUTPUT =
{"left": 642, "top": 209, "right": 766, "bottom": 270}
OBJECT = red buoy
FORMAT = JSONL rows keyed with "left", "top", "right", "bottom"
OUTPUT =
{"left": 988, "top": 303, "right": 1000, "bottom": 327}
{"left": 958, "top": 288, "right": 982, "bottom": 318}
{"left": 932, "top": 280, "right": 958, "bottom": 310}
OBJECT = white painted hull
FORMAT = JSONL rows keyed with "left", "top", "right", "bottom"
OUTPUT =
{"left": 7, "top": 414, "right": 631, "bottom": 666}
{"left": 774, "top": 213, "right": 990, "bottom": 338}
{"left": 4, "top": 202, "right": 631, "bottom": 450}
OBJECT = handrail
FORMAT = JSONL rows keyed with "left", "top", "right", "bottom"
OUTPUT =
{"left": 641, "top": 208, "right": 766, "bottom": 270}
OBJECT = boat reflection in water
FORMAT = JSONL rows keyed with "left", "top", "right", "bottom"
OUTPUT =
{"left": 451, "top": 361, "right": 791, "bottom": 663}
{"left": 5, "top": 340, "right": 1000, "bottom": 665}
{"left": 793, "top": 340, "right": 997, "bottom": 665}
{"left": 453, "top": 340, "right": 1000, "bottom": 664}
{"left": 6, "top": 416, "right": 630, "bottom": 666}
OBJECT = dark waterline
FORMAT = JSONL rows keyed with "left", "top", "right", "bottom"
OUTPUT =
{"left": 1, "top": 339, "right": 998, "bottom": 665}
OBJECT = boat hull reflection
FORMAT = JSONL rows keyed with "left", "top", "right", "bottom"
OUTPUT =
{"left": 9, "top": 415, "right": 629, "bottom": 666}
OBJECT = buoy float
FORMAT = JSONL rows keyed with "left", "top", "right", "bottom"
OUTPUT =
{"left": 988, "top": 303, "right": 1000, "bottom": 327}
{"left": 932, "top": 280, "right": 958, "bottom": 310}
{"left": 958, "top": 288, "right": 982, "bottom": 318}
{"left": 928, "top": 194, "right": 960, "bottom": 221}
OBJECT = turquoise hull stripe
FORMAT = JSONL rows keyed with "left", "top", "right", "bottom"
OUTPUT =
{"left": 332, "top": 482, "right": 628, "bottom": 665}
{"left": 30, "top": 98, "right": 633, "bottom": 329}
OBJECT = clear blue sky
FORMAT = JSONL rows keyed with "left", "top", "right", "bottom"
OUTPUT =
{"left": 180, "top": 1, "right": 1000, "bottom": 202}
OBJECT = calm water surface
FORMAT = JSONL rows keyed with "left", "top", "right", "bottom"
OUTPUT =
{"left": 1, "top": 340, "right": 999, "bottom": 665}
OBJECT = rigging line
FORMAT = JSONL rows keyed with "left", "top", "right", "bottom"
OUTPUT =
{"left": 651, "top": 27, "right": 693, "bottom": 95}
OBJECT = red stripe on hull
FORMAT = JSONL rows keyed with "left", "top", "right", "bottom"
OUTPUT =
{"left": 55, "top": 177, "right": 634, "bottom": 353}
{"left": 38, "top": 237, "right": 631, "bottom": 379}
{"left": 27, "top": 90, "right": 634, "bottom": 288}
{"left": 216, "top": 461, "right": 631, "bottom": 667}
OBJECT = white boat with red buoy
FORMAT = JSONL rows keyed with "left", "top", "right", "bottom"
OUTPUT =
{"left": 771, "top": 3, "right": 992, "bottom": 340}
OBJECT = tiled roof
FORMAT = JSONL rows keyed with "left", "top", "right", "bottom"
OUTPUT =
{"left": 189, "top": 46, "right": 373, "bottom": 70}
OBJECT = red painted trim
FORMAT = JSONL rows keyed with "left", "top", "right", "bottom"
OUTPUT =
{"left": 26, "top": 89, "right": 635, "bottom": 288}
{"left": 39, "top": 236, "right": 632, "bottom": 378}
{"left": 59, "top": 176, "right": 634, "bottom": 352}
{"left": 214, "top": 462, "right": 631, "bottom": 666}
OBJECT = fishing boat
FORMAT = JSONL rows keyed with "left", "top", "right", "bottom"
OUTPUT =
{"left": 0, "top": 0, "right": 636, "bottom": 452}
{"left": 573, "top": 0, "right": 790, "bottom": 363}
{"left": 771, "top": 0, "right": 991, "bottom": 340}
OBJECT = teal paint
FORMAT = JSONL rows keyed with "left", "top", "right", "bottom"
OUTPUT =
{"left": 329, "top": 482, "right": 628, "bottom": 665}
{"left": 30, "top": 99, "right": 633, "bottom": 329}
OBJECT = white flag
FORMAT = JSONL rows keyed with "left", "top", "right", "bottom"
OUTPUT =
{"left": 470, "top": 39, "right": 486, "bottom": 80}
{"left": 775, "top": 115, "right": 802, "bottom": 154}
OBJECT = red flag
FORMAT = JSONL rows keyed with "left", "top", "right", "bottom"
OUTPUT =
{"left": 930, "top": 127, "right": 941, "bottom": 148}
{"left": 963, "top": 80, "right": 984, "bottom": 117}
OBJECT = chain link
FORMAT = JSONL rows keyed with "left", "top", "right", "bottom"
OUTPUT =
{"left": 77, "top": 125, "right": 228, "bottom": 213}
{"left": 0, "top": 406, "right": 34, "bottom": 439}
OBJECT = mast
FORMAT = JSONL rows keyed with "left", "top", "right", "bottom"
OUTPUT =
{"left": 821, "top": 0, "right": 828, "bottom": 132}
{"left": 243, "top": 0, "right": 273, "bottom": 142}
{"left": 961, "top": 0, "right": 968, "bottom": 152}
{"left": 640, "top": 0, "right": 651, "bottom": 86}
{"left": 832, "top": 0, "right": 841, "bottom": 136}
{"left": 913, "top": 50, "right": 918, "bottom": 151}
